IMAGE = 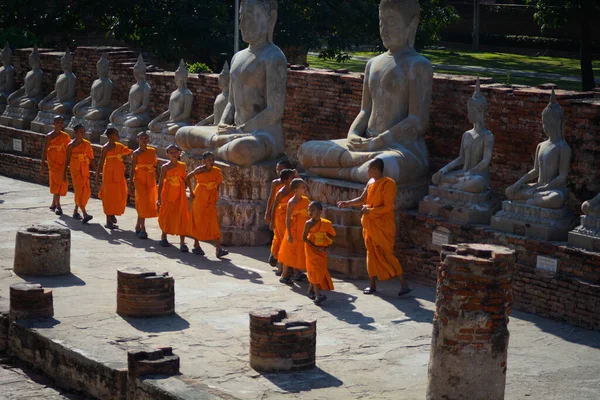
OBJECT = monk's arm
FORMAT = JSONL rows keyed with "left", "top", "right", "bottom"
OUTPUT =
{"left": 129, "top": 152, "right": 138, "bottom": 186}
{"left": 157, "top": 168, "right": 167, "bottom": 207}
{"left": 285, "top": 199, "right": 295, "bottom": 241}
{"left": 95, "top": 147, "right": 108, "bottom": 183}
{"left": 62, "top": 145, "right": 73, "bottom": 180}
{"left": 337, "top": 186, "right": 368, "bottom": 208}
{"left": 40, "top": 135, "right": 50, "bottom": 173}
{"left": 265, "top": 181, "right": 278, "bottom": 221}
{"left": 302, "top": 221, "right": 318, "bottom": 250}
{"left": 470, "top": 134, "right": 494, "bottom": 174}
{"left": 347, "top": 61, "right": 373, "bottom": 141}
{"left": 269, "top": 191, "right": 284, "bottom": 225}
{"left": 368, "top": 181, "right": 396, "bottom": 215}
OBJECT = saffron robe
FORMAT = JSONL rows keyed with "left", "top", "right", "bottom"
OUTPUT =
{"left": 278, "top": 196, "right": 310, "bottom": 270}
{"left": 69, "top": 139, "right": 94, "bottom": 208}
{"left": 158, "top": 161, "right": 189, "bottom": 236}
{"left": 99, "top": 142, "right": 132, "bottom": 216}
{"left": 134, "top": 147, "right": 159, "bottom": 218}
{"left": 190, "top": 166, "right": 222, "bottom": 241}
{"left": 270, "top": 187, "right": 293, "bottom": 258}
{"left": 47, "top": 131, "right": 70, "bottom": 196}
{"left": 305, "top": 218, "right": 336, "bottom": 291}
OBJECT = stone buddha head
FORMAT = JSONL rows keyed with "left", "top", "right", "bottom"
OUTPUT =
{"left": 542, "top": 89, "right": 564, "bottom": 140}
{"left": 467, "top": 78, "right": 488, "bottom": 125}
{"left": 29, "top": 45, "right": 40, "bottom": 69}
{"left": 1, "top": 42, "right": 12, "bottom": 66}
{"left": 96, "top": 53, "right": 109, "bottom": 79}
{"left": 240, "top": 0, "right": 278, "bottom": 45}
{"left": 379, "top": 0, "right": 420, "bottom": 52}
{"left": 60, "top": 48, "right": 73, "bottom": 72}
{"left": 218, "top": 61, "right": 230, "bottom": 92}
{"left": 174, "top": 59, "right": 188, "bottom": 88}
{"left": 133, "top": 54, "right": 147, "bottom": 83}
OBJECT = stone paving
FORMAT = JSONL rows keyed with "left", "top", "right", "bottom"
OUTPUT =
{"left": 0, "top": 175, "right": 599, "bottom": 399}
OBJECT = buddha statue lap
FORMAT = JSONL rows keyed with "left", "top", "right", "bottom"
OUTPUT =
{"left": 148, "top": 59, "right": 194, "bottom": 155}
{"left": 107, "top": 54, "right": 152, "bottom": 147}
{"left": 176, "top": 0, "right": 287, "bottom": 166}
{"left": 0, "top": 46, "right": 44, "bottom": 130}
{"left": 66, "top": 53, "right": 114, "bottom": 142}
{"left": 296, "top": 0, "right": 433, "bottom": 208}
{"left": 31, "top": 48, "right": 77, "bottom": 133}
{"left": 418, "top": 78, "right": 500, "bottom": 224}
{"left": 0, "top": 42, "right": 16, "bottom": 114}
{"left": 491, "top": 90, "right": 577, "bottom": 241}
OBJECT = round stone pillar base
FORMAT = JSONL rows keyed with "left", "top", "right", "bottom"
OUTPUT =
{"left": 10, "top": 283, "right": 54, "bottom": 320}
{"left": 117, "top": 267, "right": 175, "bottom": 318}
{"left": 13, "top": 225, "right": 71, "bottom": 276}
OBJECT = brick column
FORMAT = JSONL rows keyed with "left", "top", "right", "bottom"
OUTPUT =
{"left": 9, "top": 283, "right": 54, "bottom": 320}
{"left": 14, "top": 225, "right": 70, "bottom": 276}
{"left": 127, "top": 346, "right": 180, "bottom": 400}
{"left": 427, "top": 244, "right": 515, "bottom": 400}
{"left": 117, "top": 267, "right": 175, "bottom": 318}
{"left": 249, "top": 308, "right": 316, "bottom": 372}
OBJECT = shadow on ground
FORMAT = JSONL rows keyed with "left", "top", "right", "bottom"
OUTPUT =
{"left": 122, "top": 312, "right": 190, "bottom": 333}
{"left": 18, "top": 273, "right": 86, "bottom": 288}
{"left": 261, "top": 366, "right": 343, "bottom": 393}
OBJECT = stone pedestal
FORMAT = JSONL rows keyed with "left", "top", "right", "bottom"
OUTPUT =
{"left": 0, "top": 105, "right": 39, "bottom": 130}
{"left": 117, "top": 267, "right": 175, "bottom": 318}
{"left": 418, "top": 186, "right": 500, "bottom": 225}
{"left": 13, "top": 224, "right": 71, "bottom": 276}
{"left": 103, "top": 124, "right": 144, "bottom": 148}
{"left": 127, "top": 346, "right": 180, "bottom": 400}
{"left": 427, "top": 243, "right": 515, "bottom": 400}
{"left": 183, "top": 155, "right": 279, "bottom": 246}
{"left": 30, "top": 110, "right": 72, "bottom": 134}
{"left": 249, "top": 308, "right": 316, "bottom": 372}
{"left": 491, "top": 201, "right": 578, "bottom": 241}
{"left": 148, "top": 131, "right": 176, "bottom": 158}
{"left": 568, "top": 215, "right": 600, "bottom": 252}
{"left": 65, "top": 117, "right": 109, "bottom": 143}
{"left": 9, "top": 283, "right": 54, "bottom": 320}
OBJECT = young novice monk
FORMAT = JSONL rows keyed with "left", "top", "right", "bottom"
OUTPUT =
{"left": 303, "top": 201, "right": 336, "bottom": 305}
{"left": 268, "top": 169, "right": 296, "bottom": 276}
{"left": 63, "top": 124, "right": 96, "bottom": 223}
{"left": 187, "top": 151, "right": 228, "bottom": 258}
{"left": 278, "top": 178, "right": 310, "bottom": 284}
{"left": 40, "top": 116, "right": 70, "bottom": 215}
{"left": 157, "top": 145, "right": 190, "bottom": 252}
{"left": 96, "top": 128, "right": 133, "bottom": 229}
{"left": 129, "top": 132, "right": 158, "bottom": 239}
{"left": 265, "top": 160, "right": 292, "bottom": 266}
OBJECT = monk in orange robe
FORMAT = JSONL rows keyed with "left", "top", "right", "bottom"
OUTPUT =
{"left": 63, "top": 124, "right": 96, "bottom": 223}
{"left": 129, "top": 131, "right": 158, "bottom": 239}
{"left": 265, "top": 160, "right": 293, "bottom": 266}
{"left": 278, "top": 178, "right": 310, "bottom": 284}
{"left": 96, "top": 128, "right": 133, "bottom": 229}
{"left": 303, "top": 201, "right": 336, "bottom": 305}
{"left": 338, "top": 158, "right": 411, "bottom": 296}
{"left": 40, "top": 116, "right": 70, "bottom": 215}
{"left": 157, "top": 145, "right": 190, "bottom": 252}
{"left": 268, "top": 169, "right": 296, "bottom": 276}
{"left": 186, "top": 151, "right": 228, "bottom": 258}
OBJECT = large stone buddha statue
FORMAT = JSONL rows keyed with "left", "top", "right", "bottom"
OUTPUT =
{"left": 31, "top": 48, "right": 77, "bottom": 133}
{"left": 196, "top": 62, "right": 230, "bottom": 127}
{"left": 0, "top": 42, "right": 16, "bottom": 114}
{"left": 297, "top": 0, "right": 433, "bottom": 187}
{"left": 0, "top": 46, "right": 44, "bottom": 129}
{"left": 176, "top": 0, "right": 288, "bottom": 166}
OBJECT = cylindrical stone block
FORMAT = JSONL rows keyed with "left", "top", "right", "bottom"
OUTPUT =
{"left": 249, "top": 308, "right": 316, "bottom": 372}
{"left": 10, "top": 283, "right": 54, "bottom": 320}
{"left": 427, "top": 244, "right": 515, "bottom": 400}
{"left": 14, "top": 225, "right": 71, "bottom": 276}
{"left": 117, "top": 267, "right": 175, "bottom": 318}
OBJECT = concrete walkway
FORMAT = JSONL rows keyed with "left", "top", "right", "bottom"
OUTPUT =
{"left": 0, "top": 176, "right": 599, "bottom": 399}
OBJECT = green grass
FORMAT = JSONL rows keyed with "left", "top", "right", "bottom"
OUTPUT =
{"left": 307, "top": 49, "right": 599, "bottom": 91}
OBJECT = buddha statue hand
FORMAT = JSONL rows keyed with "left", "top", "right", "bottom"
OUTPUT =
{"left": 505, "top": 183, "right": 520, "bottom": 199}
{"left": 217, "top": 124, "right": 242, "bottom": 135}
{"left": 347, "top": 133, "right": 387, "bottom": 152}
{"left": 432, "top": 168, "right": 446, "bottom": 186}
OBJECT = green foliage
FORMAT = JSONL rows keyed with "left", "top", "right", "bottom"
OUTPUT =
{"left": 415, "top": 0, "right": 459, "bottom": 50}
{"left": 186, "top": 62, "right": 213, "bottom": 74}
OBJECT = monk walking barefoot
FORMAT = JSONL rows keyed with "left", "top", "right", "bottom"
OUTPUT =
{"left": 129, "top": 132, "right": 158, "bottom": 239}
{"left": 265, "top": 160, "right": 292, "bottom": 266}
{"left": 338, "top": 159, "right": 411, "bottom": 297}
{"left": 63, "top": 124, "right": 96, "bottom": 223}
{"left": 96, "top": 128, "right": 133, "bottom": 229}
{"left": 268, "top": 169, "right": 296, "bottom": 276}
{"left": 40, "top": 115, "right": 70, "bottom": 215}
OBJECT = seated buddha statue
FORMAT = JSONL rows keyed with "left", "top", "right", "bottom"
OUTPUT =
{"left": 296, "top": 0, "right": 433, "bottom": 184}
{"left": 6, "top": 46, "right": 44, "bottom": 109}
{"left": 38, "top": 48, "right": 77, "bottom": 116}
{"left": 72, "top": 53, "right": 113, "bottom": 121}
{"left": 109, "top": 54, "right": 152, "bottom": 129}
{"left": 431, "top": 78, "right": 494, "bottom": 193}
{"left": 581, "top": 194, "right": 600, "bottom": 218}
{"left": 148, "top": 59, "right": 193, "bottom": 135}
{"left": 176, "top": 0, "right": 287, "bottom": 166}
{"left": 196, "top": 62, "right": 230, "bottom": 127}
{"left": 504, "top": 90, "right": 571, "bottom": 209}
{"left": 0, "top": 42, "right": 16, "bottom": 111}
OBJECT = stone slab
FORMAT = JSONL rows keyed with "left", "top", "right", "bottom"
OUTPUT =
{"left": 418, "top": 186, "right": 501, "bottom": 225}
{"left": 30, "top": 110, "right": 72, "bottom": 134}
{"left": 65, "top": 117, "right": 109, "bottom": 143}
{"left": 568, "top": 215, "right": 600, "bottom": 252}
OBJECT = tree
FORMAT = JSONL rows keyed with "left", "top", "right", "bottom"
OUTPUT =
{"left": 527, "top": 0, "right": 597, "bottom": 91}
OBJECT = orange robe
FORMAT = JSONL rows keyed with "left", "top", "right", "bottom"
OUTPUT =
{"left": 270, "top": 188, "right": 293, "bottom": 258}
{"left": 46, "top": 131, "right": 70, "bottom": 196}
{"left": 99, "top": 142, "right": 133, "bottom": 216}
{"left": 69, "top": 140, "right": 94, "bottom": 208}
{"left": 158, "top": 161, "right": 189, "bottom": 236}
{"left": 134, "top": 147, "right": 159, "bottom": 218}
{"left": 278, "top": 196, "right": 310, "bottom": 271}
{"left": 305, "top": 218, "right": 336, "bottom": 291}
{"left": 190, "top": 166, "right": 222, "bottom": 241}
{"left": 362, "top": 177, "right": 403, "bottom": 280}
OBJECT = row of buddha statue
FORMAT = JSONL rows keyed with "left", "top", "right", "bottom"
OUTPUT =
{"left": 0, "top": 0, "right": 597, "bottom": 248}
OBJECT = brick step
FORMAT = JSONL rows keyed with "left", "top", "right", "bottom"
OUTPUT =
{"left": 330, "top": 224, "right": 366, "bottom": 252}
